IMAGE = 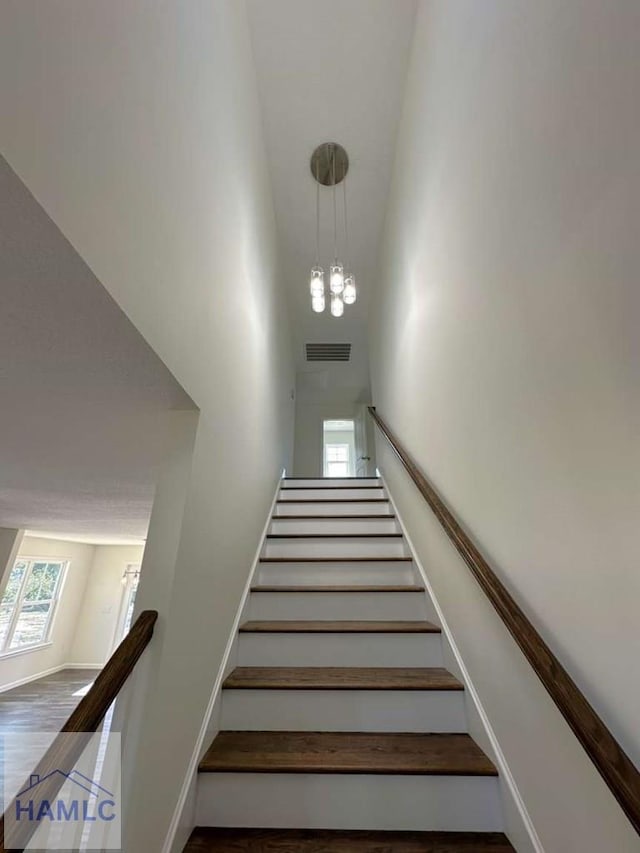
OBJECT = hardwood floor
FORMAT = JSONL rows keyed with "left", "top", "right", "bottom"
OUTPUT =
{"left": 0, "top": 668, "right": 101, "bottom": 733}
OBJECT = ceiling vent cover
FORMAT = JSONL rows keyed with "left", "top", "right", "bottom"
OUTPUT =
{"left": 305, "top": 343, "right": 351, "bottom": 362}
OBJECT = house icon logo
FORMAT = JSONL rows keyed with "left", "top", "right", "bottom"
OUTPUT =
{"left": 15, "top": 770, "right": 116, "bottom": 824}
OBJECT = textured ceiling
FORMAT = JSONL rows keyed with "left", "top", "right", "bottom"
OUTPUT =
{"left": 0, "top": 157, "right": 194, "bottom": 543}
{"left": 247, "top": 0, "right": 417, "bottom": 400}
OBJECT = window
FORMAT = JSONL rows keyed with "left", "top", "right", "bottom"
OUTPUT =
{"left": 323, "top": 419, "right": 356, "bottom": 477}
{"left": 0, "top": 558, "right": 66, "bottom": 653}
{"left": 113, "top": 565, "right": 141, "bottom": 649}
{"left": 325, "top": 443, "right": 350, "bottom": 477}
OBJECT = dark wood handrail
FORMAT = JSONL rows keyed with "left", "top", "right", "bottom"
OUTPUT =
{"left": 0, "top": 609, "right": 158, "bottom": 851}
{"left": 368, "top": 406, "right": 640, "bottom": 836}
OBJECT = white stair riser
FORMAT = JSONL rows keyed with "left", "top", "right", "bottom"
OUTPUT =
{"left": 269, "top": 518, "right": 400, "bottom": 535}
{"left": 279, "top": 488, "right": 386, "bottom": 501}
{"left": 255, "top": 562, "right": 415, "bottom": 586}
{"left": 237, "top": 633, "right": 443, "bottom": 667}
{"left": 220, "top": 689, "right": 465, "bottom": 732}
{"left": 262, "top": 537, "right": 408, "bottom": 559}
{"left": 282, "top": 479, "right": 381, "bottom": 488}
{"left": 275, "top": 502, "right": 391, "bottom": 517}
{"left": 248, "top": 592, "right": 429, "bottom": 621}
{"left": 196, "top": 773, "right": 503, "bottom": 832}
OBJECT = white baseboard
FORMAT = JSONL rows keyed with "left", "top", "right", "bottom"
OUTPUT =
{"left": 0, "top": 660, "right": 102, "bottom": 694}
{"left": 381, "top": 474, "right": 544, "bottom": 853}
{"left": 0, "top": 663, "right": 68, "bottom": 694}
{"left": 162, "top": 474, "right": 284, "bottom": 853}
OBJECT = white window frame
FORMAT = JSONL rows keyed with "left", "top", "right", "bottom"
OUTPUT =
{"left": 324, "top": 442, "right": 351, "bottom": 477}
{"left": 0, "top": 557, "right": 68, "bottom": 656}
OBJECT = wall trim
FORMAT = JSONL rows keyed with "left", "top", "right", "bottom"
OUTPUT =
{"left": 0, "top": 641, "right": 53, "bottom": 662}
{"left": 162, "top": 472, "right": 285, "bottom": 853}
{"left": 381, "top": 473, "right": 544, "bottom": 853}
{"left": 0, "top": 661, "right": 102, "bottom": 694}
{"left": 0, "top": 663, "right": 66, "bottom": 694}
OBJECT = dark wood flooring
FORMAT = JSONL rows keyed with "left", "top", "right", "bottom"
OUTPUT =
{"left": 0, "top": 668, "right": 100, "bottom": 733}
{"left": 184, "top": 828, "right": 515, "bottom": 851}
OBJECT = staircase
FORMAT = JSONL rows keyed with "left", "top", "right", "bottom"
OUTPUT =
{"left": 184, "top": 477, "right": 515, "bottom": 851}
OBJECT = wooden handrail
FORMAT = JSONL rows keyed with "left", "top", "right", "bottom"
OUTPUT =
{"left": 0, "top": 609, "right": 158, "bottom": 851}
{"left": 368, "top": 406, "right": 640, "bottom": 836}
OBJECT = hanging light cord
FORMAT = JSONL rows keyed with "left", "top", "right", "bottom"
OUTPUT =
{"left": 315, "top": 178, "right": 320, "bottom": 266}
{"left": 332, "top": 147, "right": 338, "bottom": 261}
{"left": 342, "top": 175, "right": 349, "bottom": 271}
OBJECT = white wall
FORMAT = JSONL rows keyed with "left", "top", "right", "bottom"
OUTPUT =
{"left": 0, "top": 536, "right": 95, "bottom": 691}
{"left": 0, "top": 2, "right": 294, "bottom": 849}
{"left": 69, "top": 544, "right": 145, "bottom": 666}
{"left": 0, "top": 528, "right": 23, "bottom": 589}
{"left": 370, "top": 1, "right": 640, "bottom": 849}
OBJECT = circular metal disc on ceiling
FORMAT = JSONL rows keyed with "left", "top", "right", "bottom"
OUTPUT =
{"left": 310, "top": 142, "right": 349, "bottom": 186}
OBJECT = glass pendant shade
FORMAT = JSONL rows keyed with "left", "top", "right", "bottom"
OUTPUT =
{"left": 309, "top": 143, "right": 357, "bottom": 319}
{"left": 343, "top": 274, "right": 356, "bottom": 305}
{"left": 329, "top": 262, "right": 345, "bottom": 294}
{"left": 330, "top": 294, "right": 344, "bottom": 317}
{"left": 309, "top": 265, "right": 324, "bottom": 296}
{"left": 311, "top": 292, "right": 325, "bottom": 313}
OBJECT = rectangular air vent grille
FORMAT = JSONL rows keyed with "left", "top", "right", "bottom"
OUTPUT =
{"left": 305, "top": 343, "right": 351, "bottom": 362}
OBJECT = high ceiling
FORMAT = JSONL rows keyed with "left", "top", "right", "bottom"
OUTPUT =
{"left": 0, "top": 2, "right": 416, "bottom": 540}
{"left": 247, "top": 0, "right": 417, "bottom": 400}
{"left": 0, "top": 157, "right": 194, "bottom": 543}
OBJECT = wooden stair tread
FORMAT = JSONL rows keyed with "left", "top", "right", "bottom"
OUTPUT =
{"left": 250, "top": 584, "right": 425, "bottom": 592}
{"left": 272, "top": 514, "right": 396, "bottom": 520}
{"left": 283, "top": 477, "right": 381, "bottom": 481}
{"left": 223, "top": 666, "right": 462, "bottom": 691}
{"left": 199, "top": 731, "right": 496, "bottom": 776}
{"left": 259, "top": 556, "right": 412, "bottom": 563}
{"left": 239, "top": 620, "right": 440, "bottom": 634}
{"left": 281, "top": 485, "right": 383, "bottom": 490}
{"left": 266, "top": 533, "right": 403, "bottom": 539}
{"left": 277, "top": 498, "right": 389, "bottom": 503}
{"left": 184, "top": 827, "right": 515, "bottom": 851}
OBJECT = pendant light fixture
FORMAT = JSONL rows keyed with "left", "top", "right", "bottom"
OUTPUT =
{"left": 330, "top": 294, "right": 345, "bottom": 317}
{"left": 308, "top": 142, "right": 357, "bottom": 317}
{"left": 342, "top": 173, "right": 357, "bottom": 305}
{"left": 309, "top": 177, "right": 325, "bottom": 312}
{"left": 328, "top": 144, "right": 344, "bottom": 321}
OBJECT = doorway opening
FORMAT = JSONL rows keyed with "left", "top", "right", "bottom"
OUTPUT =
{"left": 323, "top": 420, "right": 356, "bottom": 477}
{"left": 113, "top": 564, "right": 140, "bottom": 650}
